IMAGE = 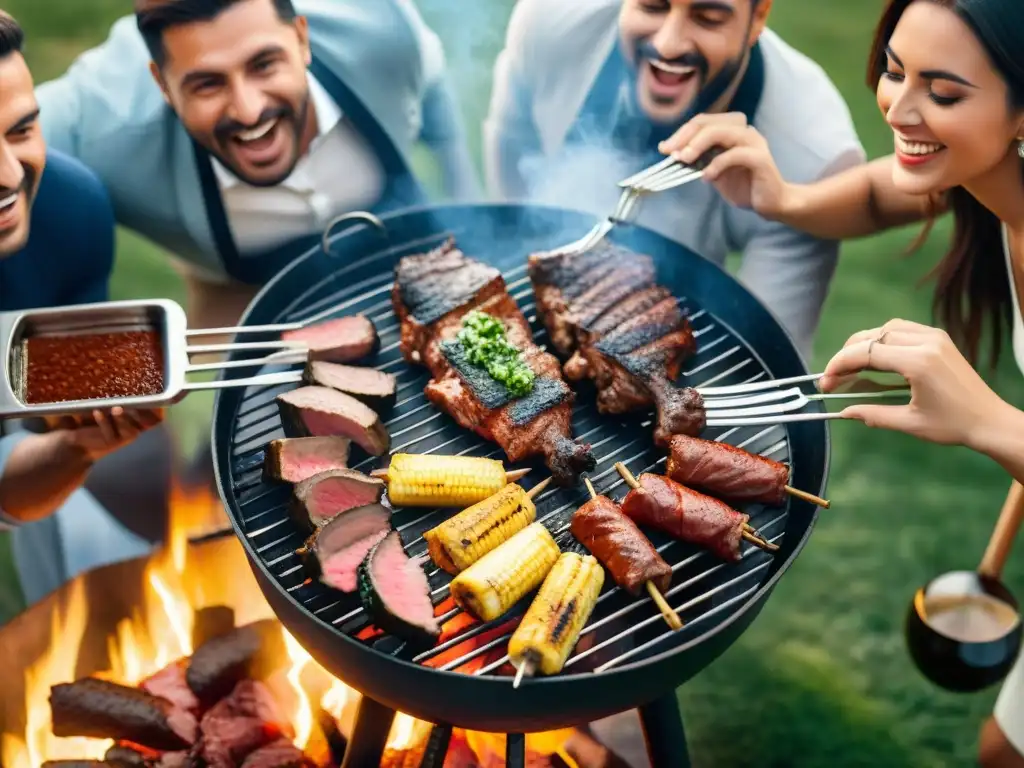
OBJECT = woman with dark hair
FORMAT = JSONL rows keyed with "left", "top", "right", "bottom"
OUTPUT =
{"left": 659, "top": 0, "right": 1024, "bottom": 764}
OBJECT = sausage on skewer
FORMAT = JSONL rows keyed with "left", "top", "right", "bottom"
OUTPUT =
{"left": 572, "top": 478, "right": 683, "bottom": 630}
{"left": 665, "top": 434, "right": 830, "bottom": 508}
{"left": 615, "top": 464, "right": 778, "bottom": 562}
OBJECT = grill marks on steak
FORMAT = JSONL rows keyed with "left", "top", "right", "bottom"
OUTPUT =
{"left": 393, "top": 244, "right": 595, "bottom": 486}
{"left": 529, "top": 243, "right": 700, "bottom": 443}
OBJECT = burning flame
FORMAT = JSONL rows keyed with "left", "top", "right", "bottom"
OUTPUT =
{"left": 1, "top": 476, "right": 575, "bottom": 767}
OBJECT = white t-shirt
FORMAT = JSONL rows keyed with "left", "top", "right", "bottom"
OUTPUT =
{"left": 995, "top": 223, "right": 1023, "bottom": 755}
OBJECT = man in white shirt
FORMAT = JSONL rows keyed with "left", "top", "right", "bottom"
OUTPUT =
{"left": 484, "top": 0, "right": 865, "bottom": 359}
{"left": 35, "top": 0, "right": 478, "bottom": 332}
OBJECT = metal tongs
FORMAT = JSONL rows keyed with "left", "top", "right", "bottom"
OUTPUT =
{"left": 0, "top": 298, "right": 309, "bottom": 419}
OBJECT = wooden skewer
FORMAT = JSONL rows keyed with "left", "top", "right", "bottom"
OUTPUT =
{"left": 613, "top": 463, "right": 778, "bottom": 554}
{"left": 583, "top": 477, "right": 683, "bottom": 631}
{"left": 512, "top": 652, "right": 539, "bottom": 689}
{"left": 784, "top": 484, "right": 830, "bottom": 509}
{"left": 370, "top": 467, "right": 531, "bottom": 484}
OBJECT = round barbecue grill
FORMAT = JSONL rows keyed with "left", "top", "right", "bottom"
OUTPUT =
{"left": 210, "top": 202, "right": 830, "bottom": 767}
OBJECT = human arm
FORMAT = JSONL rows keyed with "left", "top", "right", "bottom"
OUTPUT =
{"left": 819, "top": 319, "right": 1024, "bottom": 484}
{"left": 0, "top": 409, "right": 165, "bottom": 525}
{"left": 659, "top": 112, "right": 941, "bottom": 240}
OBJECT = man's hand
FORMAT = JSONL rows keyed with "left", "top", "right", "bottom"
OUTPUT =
{"left": 46, "top": 407, "right": 165, "bottom": 462}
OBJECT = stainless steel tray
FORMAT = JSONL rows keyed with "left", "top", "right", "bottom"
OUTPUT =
{"left": 0, "top": 299, "right": 304, "bottom": 419}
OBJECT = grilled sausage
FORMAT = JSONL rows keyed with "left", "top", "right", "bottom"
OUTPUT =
{"left": 621, "top": 474, "right": 748, "bottom": 562}
{"left": 666, "top": 434, "right": 789, "bottom": 506}
{"left": 571, "top": 495, "right": 672, "bottom": 594}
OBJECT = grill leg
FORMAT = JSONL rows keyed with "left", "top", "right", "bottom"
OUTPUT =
{"left": 506, "top": 732, "right": 526, "bottom": 767}
{"left": 638, "top": 695, "right": 691, "bottom": 768}
{"left": 340, "top": 696, "right": 394, "bottom": 768}
{"left": 419, "top": 724, "right": 453, "bottom": 768}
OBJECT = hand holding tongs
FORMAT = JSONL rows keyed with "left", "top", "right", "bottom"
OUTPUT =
{"left": 0, "top": 299, "right": 311, "bottom": 420}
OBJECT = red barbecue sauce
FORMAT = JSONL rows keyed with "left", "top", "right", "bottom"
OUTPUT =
{"left": 24, "top": 330, "right": 164, "bottom": 404}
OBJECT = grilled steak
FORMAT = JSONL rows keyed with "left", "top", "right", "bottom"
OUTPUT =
{"left": 299, "top": 502, "right": 392, "bottom": 593}
{"left": 393, "top": 242, "right": 595, "bottom": 486}
{"left": 529, "top": 243, "right": 699, "bottom": 443}
{"left": 281, "top": 314, "right": 378, "bottom": 363}
{"left": 302, "top": 361, "right": 396, "bottom": 411}
{"left": 291, "top": 469, "right": 385, "bottom": 530}
{"left": 264, "top": 436, "right": 351, "bottom": 484}
{"left": 276, "top": 386, "right": 389, "bottom": 456}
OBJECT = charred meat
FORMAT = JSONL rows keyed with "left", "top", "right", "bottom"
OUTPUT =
{"left": 621, "top": 473, "right": 748, "bottom": 562}
{"left": 529, "top": 243, "right": 699, "bottom": 443}
{"left": 392, "top": 241, "right": 594, "bottom": 486}
{"left": 667, "top": 434, "right": 790, "bottom": 506}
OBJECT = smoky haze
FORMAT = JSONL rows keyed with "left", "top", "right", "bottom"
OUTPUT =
{"left": 416, "top": 0, "right": 641, "bottom": 235}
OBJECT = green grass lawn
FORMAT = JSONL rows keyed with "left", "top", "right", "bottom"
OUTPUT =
{"left": 4, "top": 1, "right": 1023, "bottom": 765}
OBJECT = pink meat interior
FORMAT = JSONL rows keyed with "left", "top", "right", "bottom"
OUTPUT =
{"left": 371, "top": 534, "right": 439, "bottom": 633}
{"left": 286, "top": 453, "right": 349, "bottom": 484}
{"left": 317, "top": 505, "right": 391, "bottom": 555}
{"left": 322, "top": 530, "right": 389, "bottom": 593}
{"left": 283, "top": 317, "right": 367, "bottom": 350}
{"left": 307, "top": 475, "right": 380, "bottom": 522}
{"left": 301, "top": 410, "right": 363, "bottom": 441}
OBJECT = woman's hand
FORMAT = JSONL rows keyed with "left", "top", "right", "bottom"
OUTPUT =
{"left": 819, "top": 319, "right": 1010, "bottom": 449}
{"left": 658, "top": 112, "right": 792, "bottom": 219}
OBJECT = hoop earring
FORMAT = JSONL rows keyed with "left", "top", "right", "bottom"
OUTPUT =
{"left": 1018, "top": 139, "right": 1024, "bottom": 159}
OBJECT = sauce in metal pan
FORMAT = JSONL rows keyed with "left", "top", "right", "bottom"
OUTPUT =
{"left": 24, "top": 330, "right": 165, "bottom": 404}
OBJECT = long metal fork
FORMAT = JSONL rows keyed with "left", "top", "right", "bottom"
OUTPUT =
{"left": 699, "top": 374, "right": 910, "bottom": 427}
{"left": 552, "top": 148, "right": 722, "bottom": 256}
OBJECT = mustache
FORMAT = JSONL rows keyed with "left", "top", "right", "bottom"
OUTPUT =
{"left": 214, "top": 106, "right": 291, "bottom": 142}
{"left": 635, "top": 40, "right": 709, "bottom": 79}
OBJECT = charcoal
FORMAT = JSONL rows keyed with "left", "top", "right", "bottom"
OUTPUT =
{"left": 199, "top": 680, "right": 293, "bottom": 767}
{"left": 49, "top": 678, "right": 196, "bottom": 751}
{"left": 240, "top": 738, "right": 314, "bottom": 768}
{"left": 104, "top": 744, "right": 151, "bottom": 766}
{"left": 185, "top": 620, "right": 287, "bottom": 706}
{"left": 140, "top": 660, "right": 199, "bottom": 715}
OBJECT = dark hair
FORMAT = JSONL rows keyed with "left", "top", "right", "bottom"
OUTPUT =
{"left": 867, "top": 0, "right": 1024, "bottom": 366}
{"left": 0, "top": 11, "right": 25, "bottom": 60}
{"left": 136, "top": 0, "right": 296, "bottom": 66}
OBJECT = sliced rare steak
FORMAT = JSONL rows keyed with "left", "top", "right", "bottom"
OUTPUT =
{"left": 263, "top": 436, "right": 351, "bottom": 484}
{"left": 49, "top": 678, "right": 197, "bottom": 751}
{"left": 277, "top": 386, "right": 389, "bottom": 456}
{"left": 302, "top": 361, "right": 397, "bottom": 411}
{"left": 185, "top": 621, "right": 287, "bottom": 707}
{"left": 358, "top": 531, "right": 441, "bottom": 647}
{"left": 280, "top": 314, "right": 378, "bottom": 363}
{"left": 299, "top": 503, "right": 392, "bottom": 592}
{"left": 291, "top": 469, "right": 385, "bottom": 530}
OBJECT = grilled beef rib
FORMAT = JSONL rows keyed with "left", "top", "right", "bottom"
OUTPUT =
{"left": 392, "top": 239, "right": 595, "bottom": 485}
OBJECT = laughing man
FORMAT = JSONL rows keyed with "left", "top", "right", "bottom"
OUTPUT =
{"left": 34, "top": 0, "right": 477, "bottom": 332}
{"left": 484, "top": 0, "right": 865, "bottom": 358}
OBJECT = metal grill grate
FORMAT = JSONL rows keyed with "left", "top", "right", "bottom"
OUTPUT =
{"left": 224, "top": 231, "right": 802, "bottom": 681}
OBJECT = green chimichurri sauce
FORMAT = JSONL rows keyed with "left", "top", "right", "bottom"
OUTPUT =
{"left": 456, "top": 311, "right": 535, "bottom": 397}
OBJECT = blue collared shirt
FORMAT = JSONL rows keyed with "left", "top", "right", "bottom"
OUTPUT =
{"left": 0, "top": 149, "right": 116, "bottom": 529}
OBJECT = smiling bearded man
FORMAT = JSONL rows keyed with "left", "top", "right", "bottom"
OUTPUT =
{"left": 484, "top": 0, "right": 865, "bottom": 360}
{"left": 33, "top": 0, "right": 477, "bottom": 333}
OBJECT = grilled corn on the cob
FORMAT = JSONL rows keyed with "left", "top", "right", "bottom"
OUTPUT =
{"left": 449, "top": 522, "right": 559, "bottom": 621}
{"left": 384, "top": 453, "right": 509, "bottom": 508}
{"left": 424, "top": 483, "right": 538, "bottom": 574}
{"left": 509, "top": 552, "right": 604, "bottom": 677}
